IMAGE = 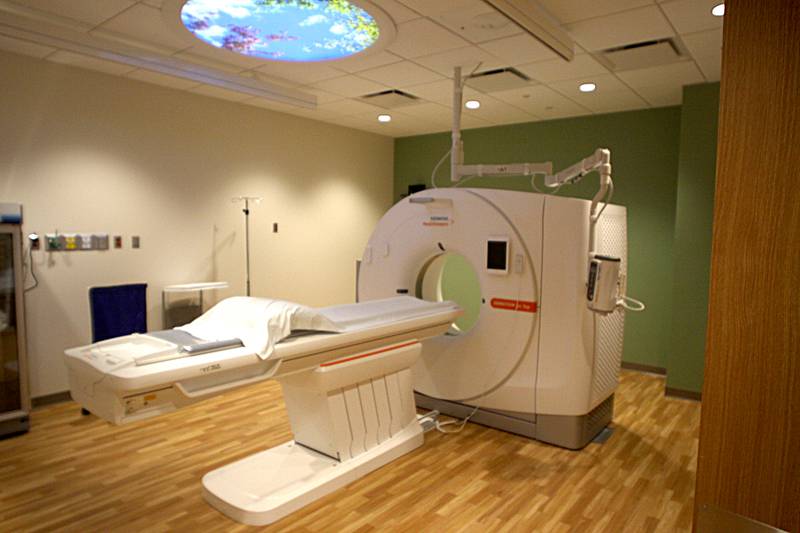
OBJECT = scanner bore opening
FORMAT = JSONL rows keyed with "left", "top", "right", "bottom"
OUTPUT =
{"left": 416, "top": 252, "right": 481, "bottom": 334}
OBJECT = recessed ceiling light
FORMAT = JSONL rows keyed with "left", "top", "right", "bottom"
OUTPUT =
{"left": 377, "top": 114, "right": 392, "bottom": 123}
{"left": 711, "top": 3, "right": 725, "bottom": 16}
{"left": 579, "top": 82, "right": 596, "bottom": 93}
{"left": 465, "top": 100, "right": 481, "bottom": 110}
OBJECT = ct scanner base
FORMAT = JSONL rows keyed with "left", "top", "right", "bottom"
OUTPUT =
{"left": 415, "top": 393, "right": 614, "bottom": 450}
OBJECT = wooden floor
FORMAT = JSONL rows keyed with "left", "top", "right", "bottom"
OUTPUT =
{"left": 0, "top": 370, "right": 700, "bottom": 532}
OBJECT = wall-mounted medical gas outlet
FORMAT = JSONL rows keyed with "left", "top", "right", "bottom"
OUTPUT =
{"left": 45, "top": 233, "right": 110, "bottom": 251}
{"left": 273, "top": 223, "right": 278, "bottom": 233}
{"left": 132, "top": 236, "right": 140, "bottom": 249}
{"left": 114, "top": 236, "right": 122, "bottom": 249}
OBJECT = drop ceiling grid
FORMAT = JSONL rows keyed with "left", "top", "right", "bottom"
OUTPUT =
{"left": 0, "top": 0, "right": 724, "bottom": 137}
{"left": 655, "top": 0, "right": 720, "bottom": 84}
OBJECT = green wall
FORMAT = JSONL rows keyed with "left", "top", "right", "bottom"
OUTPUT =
{"left": 667, "top": 83, "right": 720, "bottom": 393}
{"left": 395, "top": 107, "right": 683, "bottom": 369}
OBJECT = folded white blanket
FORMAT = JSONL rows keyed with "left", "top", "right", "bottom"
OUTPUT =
{"left": 177, "top": 297, "right": 343, "bottom": 359}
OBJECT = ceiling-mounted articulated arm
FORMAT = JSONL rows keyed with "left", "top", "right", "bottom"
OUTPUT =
{"left": 545, "top": 148, "right": 612, "bottom": 221}
{"left": 450, "top": 68, "right": 554, "bottom": 182}
{"left": 449, "top": 67, "right": 612, "bottom": 219}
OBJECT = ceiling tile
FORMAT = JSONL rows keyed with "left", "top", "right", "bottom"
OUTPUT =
{"left": 414, "top": 46, "right": 505, "bottom": 76}
{"left": 396, "top": 0, "right": 490, "bottom": 17}
{"left": 463, "top": 95, "right": 537, "bottom": 124}
{"left": 188, "top": 84, "right": 253, "bottom": 102}
{"left": 351, "top": 108, "right": 415, "bottom": 126}
{"left": 404, "top": 79, "right": 453, "bottom": 103}
{"left": 634, "top": 84, "right": 683, "bottom": 106}
{"left": 564, "top": 87, "right": 649, "bottom": 113}
{"left": 328, "top": 114, "right": 378, "bottom": 129}
{"left": 0, "top": 34, "right": 56, "bottom": 58}
{"left": 460, "top": 113, "right": 494, "bottom": 130}
{"left": 693, "top": 55, "right": 720, "bottom": 82}
{"left": 536, "top": 0, "right": 653, "bottom": 24}
{"left": 660, "top": 0, "right": 724, "bottom": 34}
{"left": 388, "top": 18, "right": 469, "bottom": 58}
{"left": 478, "top": 33, "right": 559, "bottom": 66}
{"left": 397, "top": 102, "right": 453, "bottom": 121}
{"left": 254, "top": 61, "right": 344, "bottom": 85}
{"left": 297, "top": 86, "right": 346, "bottom": 104}
{"left": 47, "top": 50, "right": 136, "bottom": 75}
{"left": 7, "top": 0, "right": 136, "bottom": 26}
{"left": 681, "top": 28, "right": 722, "bottom": 60}
{"left": 244, "top": 70, "right": 303, "bottom": 90}
{"left": 94, "top": 3, "right": 189, "bottom": 52}
{"left": 548, "top": 73, "right": 630, "bottom": 97}
{"left": 317, "top": 98, "right": 387, "bottom": 116}
{"left": 331, "top": 114, "right": 414, "bottom": 137}
{"left": 311, "top": 75, "right": 389, "bottom": 97}
{"left": 358, "top": 60, "right": 443, "bottom": 87}
{"left": 334, "top": 50, "right": 404, "bottom": 73}
{"left": 435, "top": 6, "right": 522, "bottom": 44}
{"left": 488, "top": 112, "right": 542, "bottom": 126}
{"left": 377, "top": 0, "right": 421, "bottom": 23}
{"left": 404, "top": 79, "right": 489, "bottom": 105}
{"left": 616, "top": 61, "right": 704, "bottom": 89}
{"left": 492, "top": 85, "right": 591, "bottom": 119}
{"left": 125, "top": 68, "right": 198, "bottom": 90}
{"left": 566, "top": 6, "right": 674, "bottom": 51}
{"left": 517, "top": 54, "right": 609, "bottom": 83}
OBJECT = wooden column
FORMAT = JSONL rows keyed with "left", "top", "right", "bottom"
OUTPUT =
{"left": 695, "top": 0, "right": 800, "bottom": 531}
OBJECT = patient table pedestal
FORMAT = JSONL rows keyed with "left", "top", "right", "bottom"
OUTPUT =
{"left": 202, "top": 341, "right": 424, "bottom": 526}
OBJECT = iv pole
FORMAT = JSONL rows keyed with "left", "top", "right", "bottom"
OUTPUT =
{"left": 232, "top": 196, "right": 262, "bottom": 296}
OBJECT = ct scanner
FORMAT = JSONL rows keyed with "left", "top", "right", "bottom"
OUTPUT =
{"left": 62, "top": 184, "right": 633, "bottom": 526}
{"left": 358, "top": 187, "right": 629, "bottom": 449}
{"left": 61, "top": 70, "right": 642, "bottom": 526}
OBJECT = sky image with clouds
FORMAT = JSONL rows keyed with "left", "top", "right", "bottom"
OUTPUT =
{"left": 181, "top": 0, "right": 379, "bottom": 61}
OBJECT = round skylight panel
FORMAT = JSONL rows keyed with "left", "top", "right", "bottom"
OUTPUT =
{"left": 180, "top": 0, "right": 384, "bottom": 62}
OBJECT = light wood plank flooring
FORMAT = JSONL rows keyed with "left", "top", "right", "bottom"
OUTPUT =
{"left": 0, "top": 370, "right": 699, "bottom": 532}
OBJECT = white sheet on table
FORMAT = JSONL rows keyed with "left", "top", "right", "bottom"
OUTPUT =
{"left": 317, "top": 296, "right": 459, "bottom": 332}
{"left": 177, "top": 296, "right": 459, "bottom": 360}
{"left": 177, "top": 297, "right": 343, "bottom": 360}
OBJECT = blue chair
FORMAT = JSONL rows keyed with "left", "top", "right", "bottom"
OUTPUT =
{"left": 82, "top": 283, "right": 147, "bottom": 415}
{"left": 89, "top": 283, "right": 148, "bottom": 342}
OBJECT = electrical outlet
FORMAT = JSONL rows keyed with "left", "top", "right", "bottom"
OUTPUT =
{"left": 132, "top": 236, "right": 140, "bottom": 249}
{"left": 114, "top": 235, "right": 122, "bottom": 249}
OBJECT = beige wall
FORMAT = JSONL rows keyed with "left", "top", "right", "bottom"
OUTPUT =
{"left": 0, "top": 50, "right": 394, "bottom": 398}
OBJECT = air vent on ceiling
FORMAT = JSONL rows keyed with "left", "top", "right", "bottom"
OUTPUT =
{"left": 465, "top": 67, "right": 531, "bottom": 92}
{"left": 360, "top": 89, "right": 420, "bottom": 109}
{"left": 600, "top": 38, "right": 683, "bottom": 71}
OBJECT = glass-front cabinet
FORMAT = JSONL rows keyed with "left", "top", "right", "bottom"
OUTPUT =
{"left": 0, "top": 223, "right": 29, "bottom": 436}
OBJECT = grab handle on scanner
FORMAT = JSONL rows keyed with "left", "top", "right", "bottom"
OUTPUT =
{"left": 174, "top": 360, "right": 281, "bottom": 399}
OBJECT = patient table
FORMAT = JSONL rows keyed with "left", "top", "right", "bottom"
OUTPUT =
{"left": 64, "top": 296, "right": 461, "bottom": 525}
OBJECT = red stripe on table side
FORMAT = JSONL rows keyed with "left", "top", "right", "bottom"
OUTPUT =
{"left": 319, "top": 340, "right": 419, "bottom": 367}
